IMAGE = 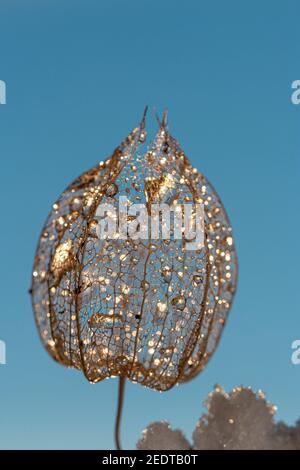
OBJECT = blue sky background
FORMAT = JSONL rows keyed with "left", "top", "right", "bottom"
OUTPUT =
{"left": 0, "top": 0, "right": 299, "bottom": 449}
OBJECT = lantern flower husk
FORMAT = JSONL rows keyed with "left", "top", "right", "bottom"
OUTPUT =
{"left": 31, "top": 109, "right": 238, "bottom": 448}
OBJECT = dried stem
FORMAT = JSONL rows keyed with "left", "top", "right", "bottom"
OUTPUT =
{"left": 115, "top": 376, "right": 126, "bottom": 450}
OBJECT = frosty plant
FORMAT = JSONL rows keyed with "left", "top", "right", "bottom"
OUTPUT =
{"left": 137, "top": 384, "right": 300, "bottom": 450}
{"left": 30, "top": 108, "right": 238, "bottom": 449}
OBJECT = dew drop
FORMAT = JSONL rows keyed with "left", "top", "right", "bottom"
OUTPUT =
{"left": 171, "top": 295, "right": 186, "bottom": 311}
{"left": 106, "top": 183, "right": 118, "bottom": 197}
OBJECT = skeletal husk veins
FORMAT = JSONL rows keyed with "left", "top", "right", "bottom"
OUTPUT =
{"left": 31, "top": 112, "right": 237, "bottom": 391}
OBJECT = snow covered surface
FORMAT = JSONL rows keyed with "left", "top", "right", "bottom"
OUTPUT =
{"left": 137, "top": 385, "right": 300, "bottom": 450}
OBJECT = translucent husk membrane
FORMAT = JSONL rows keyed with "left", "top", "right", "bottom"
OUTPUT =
{"left": 31, "top": 110, "right": 237, "bottom": 392}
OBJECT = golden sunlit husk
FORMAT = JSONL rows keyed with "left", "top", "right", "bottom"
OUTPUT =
{"left": 31, "top": 112, "right": 238, "bottom": 391}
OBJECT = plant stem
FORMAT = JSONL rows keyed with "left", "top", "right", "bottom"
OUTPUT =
{"left": 115, "top": 376, "right": 126, "bottom": 450}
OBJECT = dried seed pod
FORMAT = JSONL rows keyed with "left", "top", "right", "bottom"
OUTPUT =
{"left": 31, "top": 110, "right": 237, "bottom": 394}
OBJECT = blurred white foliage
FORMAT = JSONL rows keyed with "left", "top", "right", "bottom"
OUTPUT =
{"left": 136, "top": 385, "right": 300, "bottom": 450}
{"left": 193, "top": 385, "right": 276, "bottom": 450}
{"left": 137, "top": 421, "right": 190, "bottom": 450}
